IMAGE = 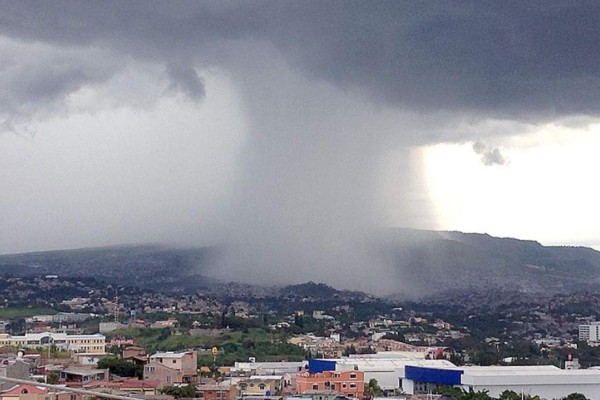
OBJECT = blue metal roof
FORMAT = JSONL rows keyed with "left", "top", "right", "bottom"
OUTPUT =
{"left": 308, "top": 359, "right": 337, "bottom": 373}
{"left": 405, "top": 366, "right": 463, "bottom": 385}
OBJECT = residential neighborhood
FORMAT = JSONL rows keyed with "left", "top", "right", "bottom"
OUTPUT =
{"left": 0, "top": 277, "right": 597, "bottom": 399}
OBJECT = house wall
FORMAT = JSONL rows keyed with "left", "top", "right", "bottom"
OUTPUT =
{"left": 144, "top": 363, "right": 183, "bottom": 388}
{"left": 237, "top": 380, "right": 281, "bottom": 397}
{"left": 150, "top": 352, "right": 197, "bottom": 376}
{"left": 198, "top": 386, "right": 236, "bottom": 400}
{"left": 296, "top": 371, "right": 364, "bottom": 399}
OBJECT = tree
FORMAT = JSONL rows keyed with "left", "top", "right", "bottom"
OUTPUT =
{"left": 342, "top": 345, "right": 357, "bottom": 356}
{"left": 47, "top": 371, "right": 59, "bottom": 384}
{"left": 97, "top": 357, "right": 143, "bottom": 378}
{"left": 458, "top": 388, "right": 494, "bottom": 400}
{"left": 294, "top": 314, "right": 304, "bottom": 328}
{"left": 364, "top": 378, "right": 383, "bottom": 399}
{"left": 449, "top": 353, "right": 464, "bottom": 366}
{"left": 499, "top": 390, "right": 541, "bottom": 400}
{"left": 161, "top": 384, "right": 196, "bottom": 398}
{"left": 563, "top": 394, "right": 589, "bottom": 400}
{"left": 433, "top": 386, "right": 463, "bottom": 397}
{"left": 6, "top": 318, "right": 25, "bottom": 335}
{"left": 498, "top": 391, "right": 520, "bottom": 400}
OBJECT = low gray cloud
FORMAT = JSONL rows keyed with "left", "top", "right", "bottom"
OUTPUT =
{"left": 473, "top": 141, "right": 509, "bottom": 166}
{"left": 166, "top": 63, "right": 205, "bottom": 100}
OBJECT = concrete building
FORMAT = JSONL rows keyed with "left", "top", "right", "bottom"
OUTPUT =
{"left": 197, "top": 383, "right": 237, "bottom": 400}
{"left": 84, "top": 378, "right": 161, "bottom": 396}
{"left": 296, "top": 370, "right": 364, "bottom": 399}
{"left": 0, "top": 384, "right": 80, "bottom": 400}
{"left": 233, "top": 361, "right": 307, "bottom": 375}
{"left": 98, "top": 322, "right": 126, "bottom": 334}
{"left": 29, "top": 313, "right": 91, "bottom": 324}
{"left": 237, "top": 376, "right": 283, "bottom": 398}
{"left": 143, "top": 351, "right": 198, "bottom": 388}
{"left": 0, "top": 360, "right": 30, "bottom": 391}
{"left": 308, "top": 357, "right": 447, "bottom": 391}
{"left": 398, "top": 364, "right": 600, "bottom": 399}
{"left": 579, "top": 322, "right": 600, "bottom": 343}
{"left": 57, "top": 367, "right": 109, "bottom": 384}
{"left": 71, "top": 352, "right": 107, "bottom": 366}
{"left": 0, "top": 332, "right": 105, "bottom": 353}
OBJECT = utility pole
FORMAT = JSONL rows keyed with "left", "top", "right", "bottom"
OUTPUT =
{"left": 114, "top": 287, "right": 119, "bottom": 323}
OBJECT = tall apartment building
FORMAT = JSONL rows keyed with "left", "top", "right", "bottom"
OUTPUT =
{"left": 579, "top": 322, "right": 600, "bottom": 342}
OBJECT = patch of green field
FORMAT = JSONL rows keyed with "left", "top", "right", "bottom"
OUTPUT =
{"left": 0, "top": 307, "right": 57, "bottom": 318}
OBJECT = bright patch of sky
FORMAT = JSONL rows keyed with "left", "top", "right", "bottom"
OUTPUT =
{"left": 423, "top": 124, "right": 600, "bottom": 249}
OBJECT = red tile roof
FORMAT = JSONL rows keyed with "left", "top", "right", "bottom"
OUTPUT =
{"left": 2, "top": 385, "right": 48, "bottom": 396}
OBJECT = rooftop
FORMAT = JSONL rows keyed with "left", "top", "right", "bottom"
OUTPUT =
{"left": 151, "top": 351, "right": 193, "bottom": 359}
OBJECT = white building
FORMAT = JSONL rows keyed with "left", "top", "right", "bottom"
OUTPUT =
{"left": 399, "top": 364, "right": 600, "bottom": 399}
{"left": 0, "top": 332, "right": 105, "bottom": 353}
{"left": 579, "top": 322, "right": 600, "bottom": 343}
{"left": 311, "top": 357, "right": 451, "bottom": 390}
{"left": 233, "top": 361, "right": 307, "bottom": 375}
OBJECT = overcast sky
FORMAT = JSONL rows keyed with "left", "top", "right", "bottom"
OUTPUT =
{"left": 1, "top": 1, "right": 599, "bottom": 289}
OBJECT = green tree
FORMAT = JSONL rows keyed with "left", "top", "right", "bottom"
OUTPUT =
{"left": 459, "top": 388, "right": 494, "bottom": 400}
{"left": 161, "top": 384, "right": 196, "bottom": 398}
{"left": 433, "top": 386, "right": 463, "bottom": 397}
{"left": 343, "top": 345, "right": 357, "bottom": 356}
{"left": 364, "top": 379, "right": 383, "bottom": 399}
{"left": 499, "top": 390, "right": 540, "bottom": 400}
{"left": 97, "top": 357, "right": 143, "bottom": 378}
{"left": 498, "top": 390, "right": 520, "bottom": 400}
{"left": 563, "top": 394, "right": 589, "bottom": 400}
{"left": 46, "top": 371, "right": 59, "bottom": 384}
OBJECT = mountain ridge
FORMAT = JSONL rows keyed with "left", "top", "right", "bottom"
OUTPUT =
{"left": 1, "top": 229, "right": 600, "bottom": 296}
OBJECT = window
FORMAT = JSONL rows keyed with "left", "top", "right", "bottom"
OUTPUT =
{"left": 349, "top": 373, "right": 356, "bottom": 379}
{"left": 173, "top": 360, "right": 177, "bottom": 363}
{"left": 350, "top": 384, "right": 356, "bottom": 389}
{"left": 342, "top": 384, "right": 347, "bottom": 389}
{"left": 312, "top": 384, "right": 319, "bottom": 390}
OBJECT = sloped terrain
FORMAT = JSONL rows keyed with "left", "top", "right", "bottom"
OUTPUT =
{"left": 2, "top": 230, "right": 600, "bottom": 296}
{"left": 0, "top": 245, "right": 217, "bottom": 290}
{"left": 382, "top": 229, "right": 600, "bottom": 295}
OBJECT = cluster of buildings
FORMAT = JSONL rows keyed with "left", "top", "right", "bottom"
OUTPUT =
{"left": 301, "top": 355, "right": 600, "bottom": 400}
{"left": 188, "top": 354, "right": 600, "bottom": 400}
{"left": 1, "top": 328, "right": 600, "bottom": 399}
{"left": 284, "top": 315, "right": 467, "bottom": 360}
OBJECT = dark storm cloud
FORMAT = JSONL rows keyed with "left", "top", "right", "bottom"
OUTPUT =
{"left": 2, "top": 1, "right": 600, "bottom": 121}
{"left": 166, "top": 63, "right": 205, "bottom": 100}
{"left": 2, "top": 1, "right": 599, "bottom": 293}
